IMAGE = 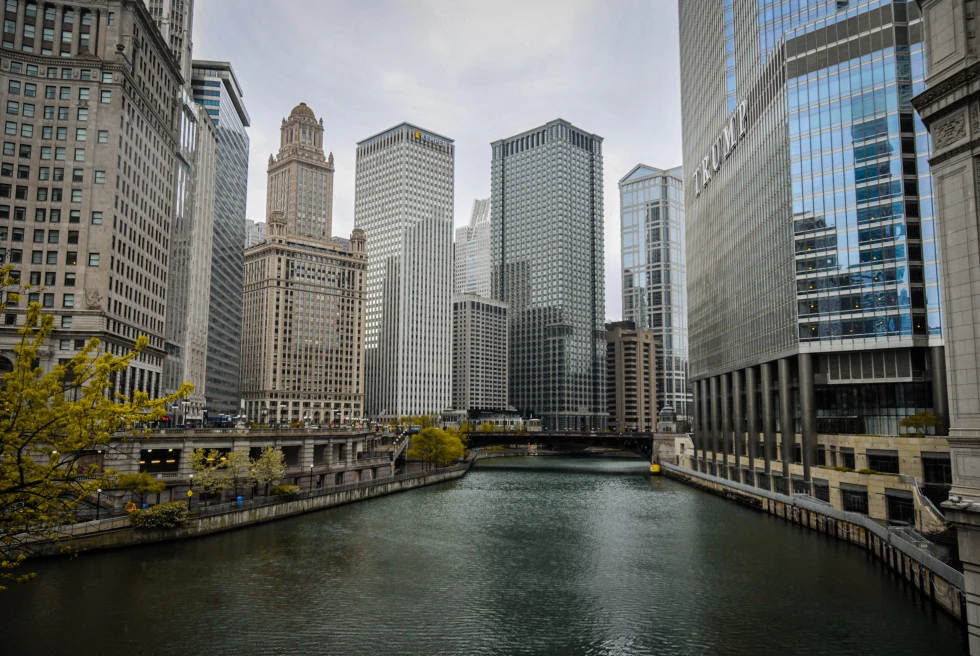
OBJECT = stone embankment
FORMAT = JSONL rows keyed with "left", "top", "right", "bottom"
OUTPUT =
{"left": 664, "top": 463, "right": 965, "bottom": 621}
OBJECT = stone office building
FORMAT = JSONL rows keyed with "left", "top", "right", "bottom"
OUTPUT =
{"left": 605, "top": 321, "right": 657, "bottom": 432}
{"left": 679, "top": 0, "right": 947, "bottom": 492}
{"left": 240, "top": 103, "right": 366, "bottom": 426}
{"left": 0, "top": 0, "right": 183, "bottom": 400}
{"left": 451, "top": 293, "right": 508, "bottom": 412}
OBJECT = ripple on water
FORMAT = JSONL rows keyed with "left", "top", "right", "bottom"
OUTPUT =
{"left": 0, "top": 457, "right": 967, "bottom": 656}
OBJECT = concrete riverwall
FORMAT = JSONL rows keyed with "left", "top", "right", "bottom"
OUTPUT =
{"left": 664, "top": 463, "right": 966, "bottom": 621}
{"left": 32, "top": 463, "right": 471, "bottom": 557}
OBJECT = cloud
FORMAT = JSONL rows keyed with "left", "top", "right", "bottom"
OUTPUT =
{"left": 192, "top": 0, "right": 683, "bottom": 321}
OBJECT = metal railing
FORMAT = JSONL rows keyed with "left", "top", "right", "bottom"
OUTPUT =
{"left": 663, "top": 462, "right": 964, "bottom": 589}
{"left": 195, "top": 459, "right": 472, "bottom": 518}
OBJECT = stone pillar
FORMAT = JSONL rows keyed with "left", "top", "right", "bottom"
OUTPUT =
{"left": 760, "top": 361, "right": 775, "bottom": 480}
{"left": 709, "top": 375, "right": 720, "bottom": 474}
{"left": 733, "top": 368, "right": 743, "bottom": 478}
{"left": 912, "top": 9, "right": 980, "bottom": 651}
{"left": 746, "top": 366, "right": 759, "bottom": 483}
{"left": 778, "top": 357, "right": 793, "bottom": 483}
{"left": 799, "top": 352, "right": 817, "bottom": 486}
{"left": 699, "top": 378, "right": 710, "bottom": 471}
{"left": 931, "top": 345, "right": 950, "bottom": 435}
{"left": 721, "top": 372, "right": 731, "bottom": 479}
{"left": 692, "top": 381, "right": 702, "bottom": 469}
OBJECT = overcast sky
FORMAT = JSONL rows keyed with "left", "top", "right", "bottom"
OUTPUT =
{"left": 193, "top": 0, "right": 682, "bottom": 321}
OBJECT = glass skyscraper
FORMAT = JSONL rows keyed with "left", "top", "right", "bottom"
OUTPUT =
{"left": 191, "top": 60, "right": 250, "bottom": 418}
{"left": 619, "top": 164, "right": 690, "bottom": 424}
{"left": 680, "top": 0, "right": 946, "bottom": 488}
{"left": 491, "top": 119, "right": 606, "bottom": 431}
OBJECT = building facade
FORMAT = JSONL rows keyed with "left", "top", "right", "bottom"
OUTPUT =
{"left": 680, "top": 0, "right": 947, "bottom": 490}
{"left": 143, "top": 0, "right": 192, "bottom": 84}
{"left": 491, "top": 119, "right": 607, "bottom": 430}
{"left": 162, "top": 94, "right": 214, "bottom": 421}
{"left": 452, "top": 293, "right": 508, "bottom": 412}
{"left": 911, "top": 0, "right": 980, "bottom": 651}
{"left": 240, "top": 103, "right": 366, "bottom": 426}
{"left": 0, "top": 0, "right": 183, "bottom": 401}
{"left": 619, "top": 164, "right": 690, "bottom": 423}
{"left": 453, "top": 197, "right": 490, "bottom": 296}
{"left": 354, "top": 123, "right": 454, "bottom": 419}
{"left": 245, "top": 218, "right": 264, "bottom": 248}
{"left": 191, "top": 60, "right": 249, "bottom": 418}
{"left": 605, "top": 321, "right": 657, "bottom": 432}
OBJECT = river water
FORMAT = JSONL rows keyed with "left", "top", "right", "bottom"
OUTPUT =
{"left": 0, "top": 457, "right": 967, "bottom": 655}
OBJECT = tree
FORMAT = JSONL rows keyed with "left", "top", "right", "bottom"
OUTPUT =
{"left": 0, "top": 264, "right": 192, "bottom": 589}
{"left": 189, "top": 448, "right": 229, "bottom": 498}
{"left": 224, "top": 450, "right": 251, "bottom": 498}
{"left": 478, "top": 422, "right": 496, "bottom": 432}
{"left": 408, "top": 428, "right": 466, "bottom": 469}
{"left": 899, "top": 411, "right": 941, "bottom": 435}
{"left": 117, "top": 472, "right": 166, "bottom": 507}
{"left": 249, "top": 447, "right": 285, "bottom": 496}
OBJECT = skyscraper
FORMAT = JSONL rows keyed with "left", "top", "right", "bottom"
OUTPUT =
{"left": 619, "top": 164, "right": 690, "bottom": 424}
{"left": 606, "top": 321, "right": 657, "bottom": 432}
{"left": 354, "top": 123, "right": 454, "bottom": 419}
{"left": 191, "top": 60, "right": 250, "bottom": 418}
{"left": 454, "top": 198, "right": 490, "bottom": 297}
{"left": 245, "top": 219, "right": 265, "bottom": 248}
{"left": 240, "top": 103, "right": 366, "bottom": 425}
{"left": 0, "top": 0, "right": 184, "bottom": 401}
{"left": 143, "top": 0, "right": 193, "bottom": 83}
{"left": 491, "top": 119, "right": 606, "bottom": 431}
{"left": 680, "top": 0, "right": 944, "bottom": 488}
{"left": 452, "top": 293, "right": 508, "bottom": 412}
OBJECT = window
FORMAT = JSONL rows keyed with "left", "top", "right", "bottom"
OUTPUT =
{"left": 42, "top": 106, "right": 53, "bottom": 119}
{"left": 29, "top": 271, "right": 40, "bottom": 285}
{"left": 19, "top": 123, "right": 32, "bottom": 138}
{"left": 61, "top": 31, "right": 71, "bottom": 45}
{"left": 16, "top": 164, "right": 28, "bottom": 179}
{"left": 76, "top": 107, "right": 87, "bottom": 121}
{"left": 50, "top": 188, "right": 62, "bottom": 201}
{"left": 78, "top": 88, "right": 89, "bottom": 101}
{"left": 63, "top": 272, "right": 75, "bottom": 287}
{"left": 37, "top": 167, "right": 48, "bottom": 180}
{"left": 60, "top": 69, "right": 71, "bottom": 80}
{"left": 41, "top": 125, "right": 51, "bottom": 139}
{"left": 63, "top": 9, "right": 74, "bottom": 24}
{"left": 52, "top": 167, "right": 63, "bottom": 181}
{"left": 23, "top": 83, "right": 35, "bottom": 98}
{"left": 22, "top": 103, "right": 34, "bottom": 118}
{"left": 56, "top": 126, "right": 66, "bottom": 140}
{"left": 90, "top": 211, "right": 102, "bottom": 225}
{"left": 6, "top": 101, "right": 18, "bottom": 115}
{"left": 17, "top": 144, "right": 30, "bottom": 158}
{"left": 0, "top": 184, "right": 8, "bottom": 197}
{"left": 2, "top": 143, "right": 13, "bottom": 157}
{"left": 94, "top": 171, "right": 105, "bottom": 184}
{"left": 61, "top": 315, "right": 71, "bottom": 328}
{"left": 14, "top": 185, "right": 26, "bottom": 200}
{"left": 97, "top": 130, "right": 108, "bottom": 143}
{"left": 0, "top": 163, "right": 11, "bottom": 176}
{"left": 59, "top": 87, "right": 70, "bottom": 100}
{"left": 40, "top": 146, "right": 50, "bottom": 160}
{"left": 87, "top": 253, "right": 99, "bottom": 266}
{"left": 2, "top": 19, "right": 13, "bottom": 36}
{"left": 32, "top": 229, "right": 43, "bottom": 243}
{"left": 65, "top": 251, "right": 76, "bottom": 265}
{"left": 43, "top": 272, "right": 54, "bottom": 286}
{"left": 54, "top": 147, "right": 65, "bottom": 160}
{"left": 24, "top": 3, "right": 36, "bottom": 19}
{"left": 49, "top": 208, "right": 60, "bottom": 222}
{"left": 101, "top": 72, "right": 112, "bottom": 84}
{"left": 100, "top": 90, "right": 111, "bottom": 104}
{"left": 42, "top": 27, "right": 53, "bottom": 42}
{"left": 33, "top": 208, "right": 44, "bottom": 222}
{"left": 44, "top": 85, "right": 55, "bottom": 99}
{"left": 46, "top": 68, "right": 56, "bottom": 79}
{"left": 45, "top": 250, "right": 56, "bottom": 264}
{"left": 11, "top": 228, "right": 23, "bottom": 242}
{"left": 42, "top": 293, "right": 54, "bottom": 308}
{"left": 7, "top": 81, "right": 20, "bottom": 96}
{"left": 57, "top": 107, "right": 67, "bottom": 120}
{"left": 62, "top": 294, "right": 73, "bottom": 308}
{"left": 75, "top": 128, "right": 86, "bottom": 141}
{"left": 35, "top": 187, "right": 46, "bottom": 201}
{"left": 13, "top": 206, "right": 24, "bottom": 220}
{"left": 68, "top": 209, "right": 79, "bottom": 223}
{"left": 9, "top": 249, "right": 21, "bottom": 263}
{"left": 3, "top": 121, "right": 14, "bottom": 135}
{"left": 71, "top": 168, "right": 81, "bottom": 182}
{"left": 70, "top": 189, "right": 81, "bottom": 202}
{"left": 23, "top": 25, "right": 35, "bottom": 40}
{"left": 73, "top": 148, "right": 84, "bottom": 161}
{"left": 108, "top": 13, "right": 114, "bottom": 26}
{"left": 67, "top": 230, "right": 77, "bottom": 244}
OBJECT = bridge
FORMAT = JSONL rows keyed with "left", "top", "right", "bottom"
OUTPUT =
{"left": 462, "top": 431, "right": 679, "bottom": 463}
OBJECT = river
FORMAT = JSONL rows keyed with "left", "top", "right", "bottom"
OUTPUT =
{"left": 0, "top": 457, "right": 967, "bottom": 655}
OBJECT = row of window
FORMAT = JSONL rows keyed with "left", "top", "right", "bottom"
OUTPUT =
{"left": 0, "top": 247, "right": 97, "bottom": 265}
{"left": 5, "top": 122, "right": 108, "bottom": 142}
{"left": 0, "top": 205, "right": 99, "bottom": 223}
{"left": 7, "top": 96, "right": 107, "bottom": 119}
{"left": 0, "top": 226, "right": 77, "bottom": 242}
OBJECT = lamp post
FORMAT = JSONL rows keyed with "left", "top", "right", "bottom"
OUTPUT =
{"left": 188, "top": 474, "right": 194, "bottom": 511}
{"left": 96, "top": 488, "right": 102, "bottom": 520}
{"left": 310, "top": 464, "right": 315, "bottom": 491}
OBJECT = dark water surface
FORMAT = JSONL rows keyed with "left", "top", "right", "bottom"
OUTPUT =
{"left": 0, "top": 457, "right": 967, "bottom": 655}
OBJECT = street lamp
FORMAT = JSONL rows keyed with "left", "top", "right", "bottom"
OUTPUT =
{"left": 96, "top": 488, "right": 102, "bottom": 520}
{"left": 188, "top": 474, "right": 194, "bottom": 511}
{"left": 310, "top": 464, "right": 315, "bottom": 491}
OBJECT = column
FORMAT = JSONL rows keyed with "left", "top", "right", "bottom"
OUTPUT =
{"left": 778, "top": 357, "right": 793, "bottom": 484}
{"left": 799, "top": 353, "right": 817, "bottom": 486}
{"left": 721, "top": 372, "right": 731, "bottom": 480}
{"left": 699, "top": 379, "right": 709, "bottom": 471}
{"left": 692, "top": 381, "right": 701, "bottom": 469}
{"left": 733, "top": 369, "right": 743, "bottom": 479}
{"left": 709, "top": 376, "right": 720, "bottom": 475}
{"left": 931, "top": 345, "right": 950, "bottom": 435}
{"left": 745, "top": 366, "right": 759, "bottom": 486}
{"left": 760, "top": 361, "right": 775, "bottom": 482}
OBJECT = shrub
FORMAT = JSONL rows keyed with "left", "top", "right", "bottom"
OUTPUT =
{"left": 270, "top": 484, "right": 301, "bottom": 498}
{"left": 129, "top": 501, "right": 189, "bottom": 529}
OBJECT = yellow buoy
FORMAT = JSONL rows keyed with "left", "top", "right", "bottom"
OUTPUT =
{"left": 650, "top": 463, "right": 661, "bottom": 475}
